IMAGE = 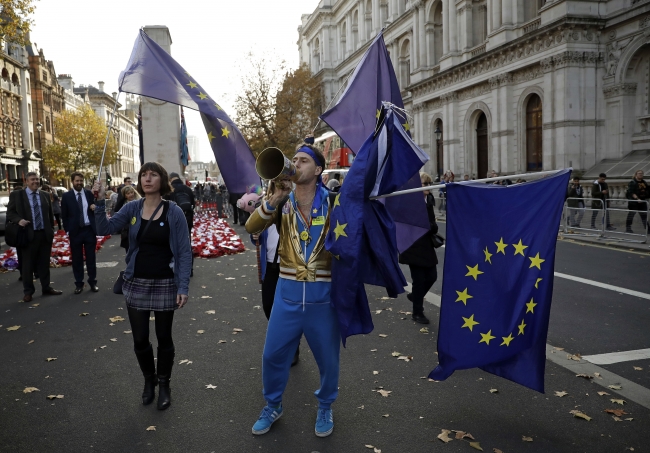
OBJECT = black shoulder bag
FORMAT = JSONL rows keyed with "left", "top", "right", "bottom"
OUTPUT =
{"left": 113, "top": 201, "right": 165, "bottom": 294}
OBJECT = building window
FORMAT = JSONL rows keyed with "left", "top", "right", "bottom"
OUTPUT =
{"left": 46, "top": 117, "right": 51, "bottom": 133}
{"left": 352, "top": 10, "right": 359, "bottom": 50}
{"left": 28, "top": 104, "right": 31, "bottom": 121}
{"left": 399, "top": 39, "right": 411, "bottom": 88}
{"left": 524, "top": 0, "right": 544, "bottom": 23}
{"left": 434, "top": 119, "right": 444, "bottom": 179}
{"left": 26, "top": 78, "right": 29, "bottom": 93}
{"left": 525, "top": 94, "right": 543, "bottom": 171}
{"left": 42, "top": 70, "right": 48, "bottom": 82}
{"left": 365, "top": 0, "right": 372, "bottom": 41}
{"left": 30, "top": 132, "right": 34, "bottom": 148}
{"left": 427, "top": 1, "right": 444, "bottom": 66}
{"left": 476, "top": 113, "right": 489, "bottom": 179}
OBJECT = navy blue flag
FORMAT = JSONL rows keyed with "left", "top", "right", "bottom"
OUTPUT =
{"left": 430, "top": 169, "right": 572, "bottom": 392}
{"left": 118, "top": 29, "right": 258, "bottom": 193}
{"left": 320, "top": 31, "right": 428, "bottom": 253}
{"left": 325, "top": 106, "right": 430, "bottom": 345}
{"left": 180, "top": 106, "right": 189, "bottom": 166}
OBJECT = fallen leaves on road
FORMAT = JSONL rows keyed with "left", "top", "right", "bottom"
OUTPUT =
{"left": 522, "top": 436, "right": 533, "bottom": 442}
{"left": 79, "top": 313, "right": 89, "bottom": 317}
{"left": 597, "top": 391, "right": 610, "bottom": 396}
{"left": 218, "top": 340, "right": 226, "bottom": 344}
{"left": 608, "top": 385, "right": 622, "bottom": 390}
{"left": 205, "top": 384, "right": 217, "bottom": 389}
{"left": 633, "top": 366, "right": 642, "bottom": 371}
{"left": 205, "top": 310, "right": 216, "bottom": 314}
{"left": 570, "top": 410, "right": 592, "bottom": 421}
{"left": 398, "top": 356, "right": 413, "bottom": 362}
{"left": 146, "top": 426, "right": 156, "bottom": 431}
{"left": 23, "top": 387, "right": 39, "bottom": 393}
{"left": 381, "top": 414, "right": 389, "bottom": 418}
{"left": 225, "top": 277, "right": 235, "bottom": 280}
{"left": 576, "top": 374, "right": 593, "bottom": 380}
{"left": 47, "top": 395, "right": 64, "bottom": 400}
{"left": 201, "top": 296, "right": 212, "bottom": 299}
{"left": 453, "top": 431, "right": 475, "bottom": 440}
{"left": 373, "top": 371, "right": 379, "bottom": 375}
{"left": 6, "top": 325, "right": 21, "bottom": 331}
{"left": 109, "top": 338, "right": 117, "bottom": 342}
{"left": 27, "top": 340, "right": 34, "bottom": 344}
{"left": 391, "top": 351, "right": 401, "bottom": 357}
{"left": 489, "top": 389, "right": 498, "bottom": 394}
{"left": 419, "top": 328, "right": 429, "bottom": 334}
{"left": 374, "top": 389, "right": 391, "bottom": 397}
{"left": 179, "top": 359, "right": 193, "bottom": 365}
{"left": 611, "top": 399, "right": 626, "bottom": 405}
{"left": 46, "top": 358, "right": 57, "bottom": 362}
{"left": 241, "top": 296, "right": 248, "bottom": 300}
{"left": 567, "top": 353, "right": 582, "bottom": 361}
{"left": 124, "top": 330, "right": 132, "bottom": 334}
{"left": 554, "top": 391, "right": 568, "bottom": 397}
{"left": 197, "top": 330, "right": 205, "bottom": 334}
{"left": 493, "top": 449, "right": 504, "bottom": 453}
{"left": 233, "top": 328, "right": 243, "bottom": 334}
{"left": 370, "top": 349, "right": 377, "bottom": 352}
{"left": 469, "top": 442, "right": 483, "bottom": 451}
{"left": 605, "top": 409, "right": 628, "bottom": 417}
{"left": 437, "top": 429, "right": 453, "bottom": 443}
{"left": 36, "top": 321, "right": 45, "bottom": 325}
{"left": 378, "top": 334, "right": 388, "bottom": 338}
{"left": 364, "top": 446, "right": 381, "bottom": 453}
{"left": 109, "top": 316, "right": 125, "bottom": 322}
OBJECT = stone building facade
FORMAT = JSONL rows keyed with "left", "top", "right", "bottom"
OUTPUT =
{"left": 299, "top": 0, "right": 650, "bottom": 192}
{"left": 0, "top": 40, "right": 39, "bottom": 191}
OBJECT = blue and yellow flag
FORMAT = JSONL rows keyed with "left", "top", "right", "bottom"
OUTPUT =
{"left": 430, "top": 169, "right": 571, "bottom": 392}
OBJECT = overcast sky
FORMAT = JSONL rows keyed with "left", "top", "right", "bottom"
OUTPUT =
{"left": 31, "top": 0, "right": 321, "bottom": 163}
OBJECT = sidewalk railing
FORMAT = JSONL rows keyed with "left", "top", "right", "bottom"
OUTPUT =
{"left": 563, "top": 198, "right": 648, "bottom": 243}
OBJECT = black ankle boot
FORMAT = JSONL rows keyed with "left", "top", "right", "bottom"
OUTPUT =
{"left": 156, "top": 347, "right": 175, "bottom": 410}
{"left": 134, "top": 344, "right": 157, "bottom": 405}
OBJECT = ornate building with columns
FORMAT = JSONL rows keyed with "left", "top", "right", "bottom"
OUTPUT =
{"left": 299, "top": 0, "right": 650, "bottom": 190}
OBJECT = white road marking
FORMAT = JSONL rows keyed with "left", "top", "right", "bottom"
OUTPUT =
{"left": 554, "top": 272, "right": 650, "bottom": 300}
{"left": 582, "top": 348, "right": 650, "bottom": 365}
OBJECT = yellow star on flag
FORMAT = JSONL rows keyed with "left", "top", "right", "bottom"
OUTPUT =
{"left": 483, "top": 247, "right": 492, "bottom": 264}
{"left": 184, "top": 71, "right": 192, "bottom": 77}
{"left": 333, "top": 220, "right": 348, "bottom": 240}
{"left": 197, "top": 92, "right": 208, "bottom": 100}
{"left": 513, "top": 239, "right": 528, "bottom": 256}
{"left": 529, "top": 252, "right": 545, "bottom": 270}
{"left": 535, "top": 278, "right": 543, "bottom": 289}
{"left": 402, "top": 122, "right": 411, "bottom": 132}
{"left": 526, "top": 297, "right": 537, "bottom": 314}
{"left": 479, "top": 330, "right": 495, "bottom": 345}
{"left": 501, "top": 333, "right": 514, "bottom": 346}
{"left": 376, "top": 109, "right": 381, "bottom": 119}
{"left": 207, "top": 131, "right": 216, "bottom": 141}
{"left": 517, "top": 319, "right": 526, "bottom": 335}
{"left": 221, "top": 127, "right": 230, "bottom": 138}
{"left": 465, "top": 264, "right": 484, "bottom": 281}
{"left": 461, "top": 314, "right": 479, "bottom": 331}
{"left": 186, "top": 81, "right": 198, "bottom": 89}
{"left": 214, "top": 103, "right": 223, "bottom": 110}
{"left": 455, "top": 288, "right": 473, "bottom": 305}
{"left": 494, "top": 238, "right": 508, "bottom": 254}
{"left": 333, "top": 193, "right": 341, "bottom": 209}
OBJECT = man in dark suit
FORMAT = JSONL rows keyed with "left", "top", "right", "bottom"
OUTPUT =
{"left": 7, "top": 171, "right": 62, "bottom": 302}
{"left": 61, "top": 172, "right": 99, "bottom": 294}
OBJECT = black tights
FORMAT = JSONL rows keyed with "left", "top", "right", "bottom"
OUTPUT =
{"left": 127, "top": 307, "right": 175, "bottom": 352}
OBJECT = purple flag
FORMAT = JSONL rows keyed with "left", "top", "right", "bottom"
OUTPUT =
{"left": 320, "top": 32, "right": 429, "bottom": 252}
{"left": 118, "top": 29, "right": 258, "bottom": 193}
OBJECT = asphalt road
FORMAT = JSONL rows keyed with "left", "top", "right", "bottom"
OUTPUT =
{"left": 0, "top": 222, "right": 649, "bottom": 453}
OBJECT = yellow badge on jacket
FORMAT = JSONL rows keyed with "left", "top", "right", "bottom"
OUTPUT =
{"left": 131, "top": 216, "right": 136, "bottom": 225}
{"left": 312, "top": 216, "right": 325, "bottom": 226}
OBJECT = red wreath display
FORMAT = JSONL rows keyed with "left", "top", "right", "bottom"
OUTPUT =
{"left": 191, "top": 211, "right": 245, "bottom": 258}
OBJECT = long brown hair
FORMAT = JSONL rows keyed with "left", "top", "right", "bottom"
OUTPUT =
{"left": 136, "top": 162, "right": 172, "bottom": 197}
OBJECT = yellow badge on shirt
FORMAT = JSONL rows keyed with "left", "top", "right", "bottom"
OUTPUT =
{"left": 131, "top": 216, "right": 136, "bottom": 225}
{"left": 312, "top": 216, "right": 325, "bottom": 226}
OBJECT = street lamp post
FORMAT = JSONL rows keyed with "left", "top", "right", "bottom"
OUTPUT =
{"left": 434, "top": 124, "right": 442, "bottom": 179}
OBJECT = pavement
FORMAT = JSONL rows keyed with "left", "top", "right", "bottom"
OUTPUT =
{"left": 0, "top": 220, "right": 649, "bottom": 453}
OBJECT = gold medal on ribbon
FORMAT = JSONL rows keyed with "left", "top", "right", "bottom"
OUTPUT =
{"left": 300, "top": 230, "right": 310, "bottom": 242}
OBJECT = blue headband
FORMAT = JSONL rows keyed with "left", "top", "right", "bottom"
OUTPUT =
{"left": 296, "top": 145, "right": 324, "bottom": 189}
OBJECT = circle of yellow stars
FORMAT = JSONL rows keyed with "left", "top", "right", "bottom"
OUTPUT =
{"left": 183, "top": 72, "right": 228, "bottom": 143}
{"left": 456, "top": 237, "right": 545, "bottom": 347}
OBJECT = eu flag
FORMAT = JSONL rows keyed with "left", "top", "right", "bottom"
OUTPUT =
{"left": 430, "top": 169, "right": 571, "bottom": 392}
{"left": 320, "top": 31, "right": 429, "bottom": 254}
{"left": 325, "top": 105, "right": 430, "bottom": 345}
{"left": 118, "top": 29, "right": 258, "bottom": 193}
{"left": 180, "top": 106, "right": 189, "bottom": 166}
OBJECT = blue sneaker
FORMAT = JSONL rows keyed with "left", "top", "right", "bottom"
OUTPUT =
{"left": 252, "top": 404, "right": 283, "bottom": 435}
{"left": 315, "top": 408, "right": 334, "bottom": 437}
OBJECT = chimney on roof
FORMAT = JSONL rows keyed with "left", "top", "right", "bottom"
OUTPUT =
{"left": 112, "top": 92, "right": 117, "bottom": 99}
{"left": 98, "top": 81, "right": 105, "bottom": 92}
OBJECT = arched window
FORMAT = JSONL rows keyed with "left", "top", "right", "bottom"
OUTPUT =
{"left": 427, "top": 1, "right": 444, "bottom": 66}
{"left": 1, "top": 68, "right": 8, "bottom": 79}
{"left": 399, "top": 39, "right": 411, "bottom": 88}
{"left": 340, "top": 21, "right": 347, "bottom": 58}
{"left": 476, "top": 113, "right": 489, "bottom": 179}
{"left": 313, "top": 38, "right": 321, "bottom": 72}
{"left": 11, "top": 73, "right": 18, "bottom": 85}
{"left": 525, "top": 94, "right": 543, "bottom": 171}
{"left": 380, "top": 0, "right": 388, "bottom": 24}
{"left": 46, "top": 117, "right": 51, "bottom": 134}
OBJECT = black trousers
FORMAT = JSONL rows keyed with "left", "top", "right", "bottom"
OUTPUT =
{"left": 230, "top": 202, "right": 239, "bottom": 224}
{"left": 22, "top": 230, "right": 52, "bottom": 295}
{"left": 408, "top": 265, "right": 437, "bottom": 315}
{"left": 261, "top": 264, "right": 280, "bottom": 320}
{"left": 70, "top": 226, "right": 97, "bottom": 288}
{"left": 626, "top": 201, "right": 648, "bottom": 231}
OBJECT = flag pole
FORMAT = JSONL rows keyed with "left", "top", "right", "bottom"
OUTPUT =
{"left": 370, "top": 169, "right": 569, "bottom": 200}
{"left": 96, "top": 92, "right": 121, "bottom": 186}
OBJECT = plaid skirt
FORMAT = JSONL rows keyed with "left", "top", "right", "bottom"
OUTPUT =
{"left": 123, "top": 277, "right": 178, "bottom": 311}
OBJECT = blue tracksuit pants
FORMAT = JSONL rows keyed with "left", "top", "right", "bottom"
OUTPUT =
{"left": 262, "top": 285, "right": 341, "bottom": 409}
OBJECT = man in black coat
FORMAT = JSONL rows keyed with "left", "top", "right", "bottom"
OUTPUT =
{"left": 167, "top": 172, "right": 196, "bottom": 276}
{"left": 398, "top": 173, "right": 439, "bottom": 325}
{"left": 61, "top": 172, "right": 99, "bottom": 294}
{"left": 7, "top": 172, "right": 62, "bottom": 302}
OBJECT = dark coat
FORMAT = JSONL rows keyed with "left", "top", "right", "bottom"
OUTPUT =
{"left": 398, "top": 194, "right": 439, "bottom": 268}
{"left": 566, "top": 183, "right": 584, "bottom": 208}
{"left": 6, "top": 188, "right": 55, "bottom": 242}
{"left": 591, "top": 180, "right": 609, "bottom": 209}
{"left": 61, "top": 189, "right": 97, "bottom": 236}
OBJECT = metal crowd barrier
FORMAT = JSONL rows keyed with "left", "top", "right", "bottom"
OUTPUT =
{"left": 563, "top": 198, "right": 648, "bottom": 243}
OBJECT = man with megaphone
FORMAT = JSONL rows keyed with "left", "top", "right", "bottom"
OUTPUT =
{"left": 246, "top": 139, "right": 339, "bottom": 438}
